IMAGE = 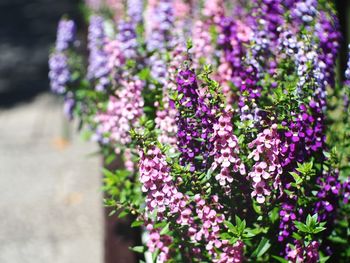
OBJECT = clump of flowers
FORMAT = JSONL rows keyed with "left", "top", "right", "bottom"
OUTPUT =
{"left": 211, "top": 106, "right": 245, "bottom": 190}
{"left": 49, "top": 52, "right": 71, "bottom": 95}
{"left": 87, "top": 15, "right": 110, "bottom": 91}
{"left": 94, "top": 77, "right": 144, "bottom": 145}
{"left": 49, "top": 18, "right": 77, "bottom": 119}
{"left": 247, "top": 124, "right": 282, "bottom": 203}
{"left": 50, "top": 1, "right": 350, "bottom": 262}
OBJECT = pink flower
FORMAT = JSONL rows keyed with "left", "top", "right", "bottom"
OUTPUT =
{"left": 94, "top": 77, "right": 144, "bottom": 146}
{"left": 203, "top": 0, "right": 225, "bottom": 25}
{"left": 211, "top": 107, "right": 245, "bottom": 192}
{"left": 247, "top": 124, "right": 283, "bottom": 203}
{"left": 192, "top": 21, "right": 214, "bottom": 68}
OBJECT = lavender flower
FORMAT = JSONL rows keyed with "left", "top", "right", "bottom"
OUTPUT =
{"left": 63, "top": 92, "right": 75, "bottom": 120}
{"left": 127, "top": 0, "right": 143, "bottom": 25}
{"left": 146, "top": 0, "right": 174, "bottom": 88}
{"left": 87, "top": 15, "right": 110, "bottom": 91}
{"left": 292, "top": 0, "right": 317, "bottom": 25}
{"left": 146, "top": 0, "right": 174, "bottom": 52}
{"left": 48, "top": 52, "right": 70, "bottom": 94}
{"left": 117, "top": 21, "right": 138, "bottom": 61}
{"left": 342, "top": 177, "right": 350, "bottom": 204}
{"left": 56, "top": 19, "right": 76, "bottom": 51}
{"left": 49, "top": 19, "right": 77, "bottom": 94}
{"left": 316, "top": 11, "right": 340, "bottom": 88}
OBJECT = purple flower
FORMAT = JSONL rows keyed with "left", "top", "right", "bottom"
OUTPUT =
{"left": 63, "top": 92, "right": 75, "bottom": 120}
{"left": 176, "top": 69, "right": 217, "bottom": 172}
{"left": 316, "top": 11, "right": 340, "bottom": 88}
{"left": 292, "top": 0, "right": 317, "bottom": 25}
{"left": 146, "top": 0, "right": 174, "bottom": 52}
{"left": 48, "top": 52, "right": 70, "bottom": 94}
{"left": 87, "top": 16, "right": 110, "bottom": 91}
{"left": 286, "top": 240, "right": 320, "bottom": 263}
{"left": 55, "top": 19, "right": 76, "bottom": 52}
{"left": 342, "top": 177, "right": 350, "bottom": 204}
{"left": 345, "top": 44, "right": 350, "bottom": 85}
{"left": 314, "top": 170, "right": 341, "bottom": 222}
{"left": 117, "top": 21, "right": 138, "bottom": 61}
{"left": 127, "top": 0, "right": 144, "bottom": 25}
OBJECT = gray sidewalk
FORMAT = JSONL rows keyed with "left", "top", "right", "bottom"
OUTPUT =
{"left": 0, "top": 94, "right": 103, "bottom": 263}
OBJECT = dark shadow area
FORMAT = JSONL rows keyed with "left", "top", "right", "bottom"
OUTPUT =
{"left": 335, "top": 0, "right": 349, "bottom": 83}
{"left": 104, "top": 157, "right": 142, "bottom": 263}
{"left": 0, "top": 0, "right": 82, "bottom": 107}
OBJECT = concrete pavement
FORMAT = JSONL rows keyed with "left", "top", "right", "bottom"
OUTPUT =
{"left": 0, "top": 94, "right": 103, "bottom": 263}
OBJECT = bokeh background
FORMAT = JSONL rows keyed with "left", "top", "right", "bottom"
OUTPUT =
{"left": 0, "top": 0, "right": 349, "bottom": 263}
{"left": 0, "top": 1, "right": 103, "bottom": 263}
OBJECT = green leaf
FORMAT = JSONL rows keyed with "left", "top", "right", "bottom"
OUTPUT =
{"left": 130, "top": 246, "right": 145, "bottom": 253}
{"left": 323, "top": 151, "right": 331, "bottom": 159}
{"left": 251, "top": 237, "right": 271, "bottom": 258}
{"left": 186, "top": 38, "right": 193, "bottom": 50}
{"left": 272, "top": 255, "right": 289, "bottom": 263}
{"left": 118, "top": 210, "right": 128, "bottom": 218}
{"left": 108, "top": 210, "right": 116, "bottom": 216}
{"left": 224, "top": 220, "right": 236, "bottom": 233}
{"left": 294, "top": 221, "right": 309, "bottom": 233}
{"left": 290, "top": 172, "right": 302, "bottom": 184}
{"left": 229, "top": 237, "right": 239, "bottom": 244}
{"left": 306, "top": 214, "right": 313, "bottom": 227}
{"left": 328, "top": 236, "right": 348, "bottom": 244}
{"left": 138, "top": 67, "right": 150, "bottom": 80}
{"left": 269, "top": 207, "right": 280, "bottom": 223}
{"left": 292, "top": 232, "right": 302, "bottom": 240}
{"left": 160, "top": 223, "right": 170, "bottom": 235}
{"left": 313, "top": 226, "right": 326, "bottom": 234}
{"left": 235, "top": 215, "right": 246, "bottom": 235}
{"left": 311, "top": 213, "right": 319, "bottom": 224}
{"left": 220, "top": 233, "right": 232, "bottom": 240}
{"left": 131, "top": 220, "right": 144, "bottom": 228}
{"left": 102, "top": 168, "right": 115, "bottom": 178}
{"left": 152, "top": 248, "right": 160, "bottom": 262}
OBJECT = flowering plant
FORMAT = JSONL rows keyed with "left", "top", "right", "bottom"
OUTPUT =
{"left": 49, "top": 0, "right": 350, "bottom": 262}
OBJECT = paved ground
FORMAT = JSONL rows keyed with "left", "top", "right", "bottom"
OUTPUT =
{"left": 0, "top": 94, "right": 103, "bottom": 263}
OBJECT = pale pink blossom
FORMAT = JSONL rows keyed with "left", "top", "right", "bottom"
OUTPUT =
{"left": 247, "top": 124, "right": 283, "bottom": 203}
{"left": 211, "top": 107, "right": 245, "bottom": 192}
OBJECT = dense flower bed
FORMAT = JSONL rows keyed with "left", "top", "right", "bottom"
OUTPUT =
{"left": 49, "top": 0, "right": 350, "bottom": 262}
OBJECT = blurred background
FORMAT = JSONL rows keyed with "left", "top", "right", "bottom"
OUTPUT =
{"left": 0, "top": 0, "right": 103, "bottom": 263}
{"left": 0, "top": 0, "right": 349, "bottom": 263}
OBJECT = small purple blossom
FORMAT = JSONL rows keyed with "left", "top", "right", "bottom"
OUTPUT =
{"left": 63, "top": 92, "right": 75, "bottom": 120}
{"left": 292, "top": 0, "right": 317, "bottom": 25}
{"left": 87, "top": 15, "right": 110, "bottom": 91}
{"left": 176, "top": 69, "right": 216, "bottom": 172}
{"left": 48, "top": 52, "right": 70, "bottom": 94}
{"left": 56, "top": 19, "right": 76, "bottom": 52}
{"left": 127, "top": 0, "right": 144, "bottom": 25}
{"left": 117, "top": 21, "right": 138, "bottom": 61}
